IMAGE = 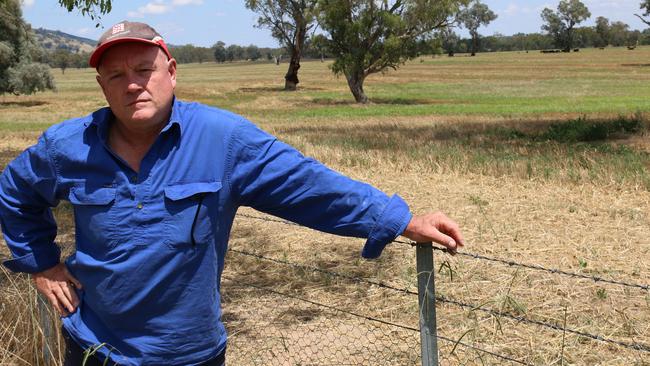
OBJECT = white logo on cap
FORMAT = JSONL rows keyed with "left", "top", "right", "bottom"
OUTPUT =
{"left": 112, "top": 23, "right": 125, "bottom": 34}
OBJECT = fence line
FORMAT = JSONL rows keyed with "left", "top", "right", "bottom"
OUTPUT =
{"left": 237, "top": 213, "right": 649, "bottom": 291}
{"left": 397, "top": 240, "right": 650, "bottom": 291}
{"left": 223, "top": 275, "right": 534, "bottom": 366}
{"left": 229, "top": 248, "right": 650, "bottom": 353}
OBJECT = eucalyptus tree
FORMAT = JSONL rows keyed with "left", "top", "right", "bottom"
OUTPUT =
{"left": 213, "top": 41, "right": 227, "bottom": 63}
{"left": 440, "top": 28, "right": 461, "bottom": 56}
{"left": 541, "top": 0, "right": 591, "bottom": 51}
{"left": 317, "top": 0, "right": 468, "bottom": 104}
{"left": 245, "top": 0, "right": 318, "bottom": 90}
{"left": 0, "top": 0, "right": 54, "bottom": 95}
{"left": 609, "top": 21, "right": 631, "bottom": 47}
{"left": 594, "top": 16, "right": 610, "bottom": 47}
{"left": 457, "top": 0, "right": 497, "bottom": 56}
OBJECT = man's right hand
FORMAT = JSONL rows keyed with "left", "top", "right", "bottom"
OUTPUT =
{"left": 32, "top": 263, "right": 82, "bottom": 316}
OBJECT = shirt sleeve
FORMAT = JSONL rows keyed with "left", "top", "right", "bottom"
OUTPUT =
{"left": 0, "top": 134, "right": 60, "bottom": 273}
{"left": 227, "top": 120, "right": 412, "bottom": 259}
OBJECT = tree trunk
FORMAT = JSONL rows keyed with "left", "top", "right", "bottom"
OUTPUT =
{"left": 284, "top": 14, "right": 307, "bottom": 91}
{"left": 471, "top": 33, "right": 477, "bottom": 56}
{"left": 284, "top": 48, "right": 300, "bottom": 91}
{"left": 345, "top": 72, "right": 368, "bottom": 104}
{"left": 565, "top": 27, "right": 573, "bottom": 52}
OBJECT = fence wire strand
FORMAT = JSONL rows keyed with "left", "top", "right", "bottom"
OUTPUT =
{"left": 237, "top": 213, "right": 649, "bottom": 291}
{"left": 229, "top": 247, "right": 650, "bottom": 354}
{"left": 396, "top": 239, "right": 650, "bottom": 292}
{"left": 223, "top": 275, "right": 534, "bottom": 366}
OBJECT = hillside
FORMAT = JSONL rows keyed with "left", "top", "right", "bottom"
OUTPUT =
{"left": 33, "top": 28, "right": 96, "bottom": 54}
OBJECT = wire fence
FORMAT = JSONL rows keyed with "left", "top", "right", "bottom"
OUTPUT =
{"left": 237, "top": 213, "right": 650, "bottom": 292}
{"left": 226, "top": 212, "right": 650, "bottom": 365}
{"left": 30, "top": 211, "right": 649, "bottom": 365}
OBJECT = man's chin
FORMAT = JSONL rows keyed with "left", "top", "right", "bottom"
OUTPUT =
{"left": 126, "top": 111, "right": 158, "bottom": 124}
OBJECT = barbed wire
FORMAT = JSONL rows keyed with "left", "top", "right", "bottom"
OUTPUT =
{"left": 229, "top": 248, "right": 650, "bottom": 353}
{"left": 236, "top": 213, "right": 649, "bottom": 291}
{"left": 222, "top": 275, "right": 534, "bottom": 366}
{"left": 396, "top": 239, "right": 650, "bottom": 292}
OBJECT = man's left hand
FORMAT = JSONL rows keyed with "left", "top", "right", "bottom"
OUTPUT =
{"left": 402, "top": 212, "right": 464, "bottom": 254}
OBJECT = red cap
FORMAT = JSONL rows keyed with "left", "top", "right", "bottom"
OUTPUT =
{"left": 89, "top": 21, "right": 172, "bottom": 68}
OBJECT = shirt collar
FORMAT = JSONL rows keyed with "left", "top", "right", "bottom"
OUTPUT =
{"left": 161, "top": 96, "right": 183, "bottom": 135}
{"left": 85, "top": 96, "right": 183, "bottom": 141}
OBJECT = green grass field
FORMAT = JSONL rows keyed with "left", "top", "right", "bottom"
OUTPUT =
{"left": 1, "top": 47, "right": 649, "bottom": 365}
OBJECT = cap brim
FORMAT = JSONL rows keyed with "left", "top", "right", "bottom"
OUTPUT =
{"left": 89, "top": 37, "right": 171, "bottom": 68}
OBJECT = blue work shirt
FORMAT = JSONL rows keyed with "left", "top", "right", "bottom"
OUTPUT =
{"left": 0, "top": 98, "right": 412, "bottom": 365}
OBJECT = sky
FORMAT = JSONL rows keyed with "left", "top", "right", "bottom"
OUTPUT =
{"left": 21, "top": 0, "right": 649, "bottom": 48}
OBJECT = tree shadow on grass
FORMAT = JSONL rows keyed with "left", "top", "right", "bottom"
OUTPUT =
{"left": 309, "top": 97, "right": 466, "bottom": 106}
{"left": 0, "top": 100, "right": 48, "bottom": 108}
{"left": 277, "top": 115, "right": 647, "bottom": 151}
{"left": 239, "top": 87, "right": 285, "bottom": 93}
{"left": 238, "top": 86, "right": 326, "bottom": 93}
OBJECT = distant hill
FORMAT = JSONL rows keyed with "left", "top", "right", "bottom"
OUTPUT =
{"left": 33, "top": 28, "right": 96, "bottom": 54}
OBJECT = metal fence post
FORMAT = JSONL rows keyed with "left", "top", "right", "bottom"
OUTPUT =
{"left": 416, "top": 242, "right": 439, "bottom": 366}
{"left": 37, "top": 292, "right": 53, "bottom": 365}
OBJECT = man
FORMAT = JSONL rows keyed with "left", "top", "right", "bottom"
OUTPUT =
{"left": 0, "top": 21, "right": 463, "bottom": 365}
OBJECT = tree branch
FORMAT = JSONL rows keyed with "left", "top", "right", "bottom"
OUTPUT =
{"left": 635, "top": 13, "right": 650, "bottom": 26}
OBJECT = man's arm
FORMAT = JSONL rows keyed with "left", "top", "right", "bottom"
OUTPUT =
{"left": 0, "top": 134, "right": 81, "bottom": 315}
{"left": 227, "top": 120, "right": 464, "bottom": 257}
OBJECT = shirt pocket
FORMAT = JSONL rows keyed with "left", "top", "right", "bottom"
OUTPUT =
{"left": 163, "top": 181, "right": 222, "bottom": 249}
{"left": 68, "top": 186, "right": 117, "bottom": 250}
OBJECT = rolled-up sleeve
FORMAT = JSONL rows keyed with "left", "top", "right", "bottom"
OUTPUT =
{"left": 1, "top": 134, "right": 60, "bottom": 273}
{"left": 227, "top": 120, "right": 412, "bottom": 258}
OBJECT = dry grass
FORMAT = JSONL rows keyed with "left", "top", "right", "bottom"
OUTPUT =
{"left": 223, "top": 168, "right": 649, "bottom": 365}
{"left": 1, "top": 47, "right": 649, "bottom": 365}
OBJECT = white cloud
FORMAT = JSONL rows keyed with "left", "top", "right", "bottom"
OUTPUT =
{"left": 127, "top": 1, "right": 171, "bottom": 18}
{"left": 504, "top": 3, "right": 520, "bottom": 16}
{"left": 503, "top": 3, "right": 532, "bottom": 17}
{"left": 583, "top": 0, "right": 626, "bottom": 10}
{"left": 140, "top": 2, "right": 171, "bottom": 14}
{"left": 215, "top": 11, "right": 226, "bottom": 17}
{"left": 172, "top": 0, "right": 203, "bottom": 5}
{"left": 128, "top": 0, "right": 202, "bottom": 19}
{"left": 127, "top": 10, "right": 145, "bottom": 18}
{"left": 21, "top": 0, "right": 35, "bottom": 7}
{"left": 76, "top": 27, "right": 91, "bottom": 35}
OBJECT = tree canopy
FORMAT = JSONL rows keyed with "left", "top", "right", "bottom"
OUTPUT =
{"left": 57, "top": 0, "right": 111, "bottom": 25}
{"left": 541, "top": 0, "right": 591, "bottom": 51}
{"left": 0, "top": 0, "right": 54, "bottom": 95}
{"left": 594, "top": 16, "right": 609, "bottom": 47}
{"left": 457, "top": 0, "right": 497, "bottom": 56}
{"left": 318, "top": 0, "right": 468, "bottom": 103}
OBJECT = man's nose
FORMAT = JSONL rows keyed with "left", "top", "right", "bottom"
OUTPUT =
{"left": 126, "top": 74, "right": 144, "bottom": 93}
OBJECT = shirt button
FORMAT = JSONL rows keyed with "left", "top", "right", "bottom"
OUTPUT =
{"left": 132, "top": 175, "right": 138, "bottom": 183}
{"left": 136, "top": 203, "right": 143, "bottom": 209}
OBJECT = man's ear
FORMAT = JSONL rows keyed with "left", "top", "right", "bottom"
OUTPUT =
{"left": 96, "top": 74, "right": 107, "bottom": 95}
{"left": 168, "top": 58, "right": 177, "bottom": 89}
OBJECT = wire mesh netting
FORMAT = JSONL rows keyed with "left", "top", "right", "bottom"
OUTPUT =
{"left": 222, "top": 278, "right": 422, "bottom": 366}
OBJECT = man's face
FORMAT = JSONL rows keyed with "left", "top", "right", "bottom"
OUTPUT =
{"left": 96, "top": 43, "right": 177, "bottom": 129}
